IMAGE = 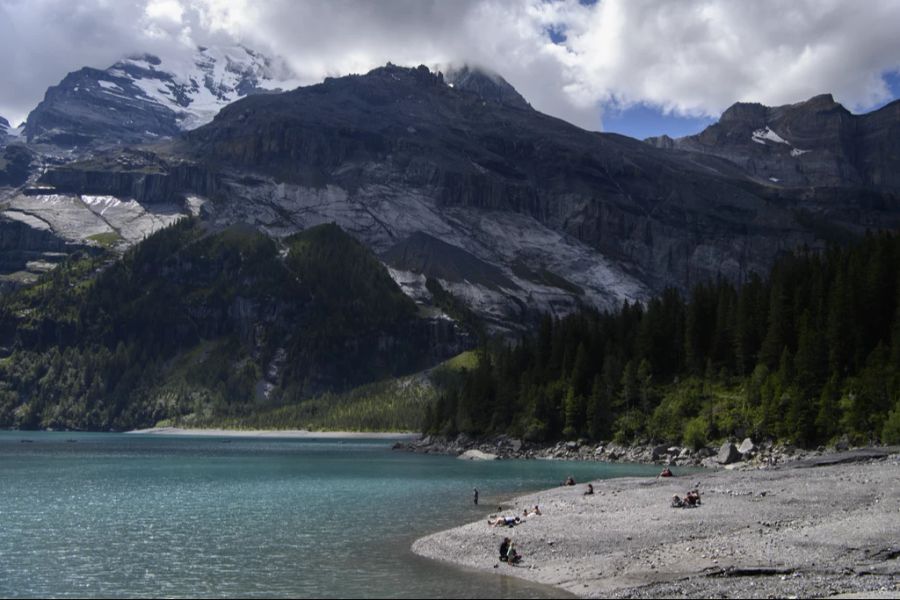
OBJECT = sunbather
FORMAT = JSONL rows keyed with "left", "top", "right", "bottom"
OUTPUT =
{"left": 489, "top": 515, "right": 522, "bottom": 527}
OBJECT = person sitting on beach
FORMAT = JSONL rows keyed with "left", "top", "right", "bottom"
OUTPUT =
{"left": 523, "top": 505, "right": 542, "bottom": 517}
{"left": 658, "top": 467, "right": 673, "bottom": 478}
{"left": 506, "top": 541, "right": 522, "bottom": 564}
{"left": 563, "top": 476, "right": 576, "bottom": 486}
{"left": 671, "top": 494, "right": 684, "bottom": 508}
{"left": 584, "top": 483, "right": 594, "bottom": 495}
{"left": 685, "top": 489, "right": 701, "bottom": 507}
{"left": 499, "top": 537, "right": 511, "bottom": 562}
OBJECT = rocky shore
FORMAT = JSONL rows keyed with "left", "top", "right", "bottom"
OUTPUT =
{"left": 395, "top": 433, "right": 864, "bottom": 470}
{"left": 412, "top": 448, "right": 900, "bottom": 598}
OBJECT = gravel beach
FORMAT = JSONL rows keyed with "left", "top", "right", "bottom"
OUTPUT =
{"left": 412, "top": 450, "right": 900, "bottom": 598}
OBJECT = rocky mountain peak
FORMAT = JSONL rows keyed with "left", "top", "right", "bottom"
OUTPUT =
{"left": 441, "top": 64, "right": 531, "bottom": 110}
{"left": 719, "top": 101, "right": 768, "bottom": 124}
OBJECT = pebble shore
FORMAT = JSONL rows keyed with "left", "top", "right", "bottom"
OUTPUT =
{"left": 412, "top": 449, "right": 900, "bottom": 598}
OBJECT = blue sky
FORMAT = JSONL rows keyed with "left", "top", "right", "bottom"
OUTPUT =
{"left": 601, "top": 104, "right": 716, "bottom": 140}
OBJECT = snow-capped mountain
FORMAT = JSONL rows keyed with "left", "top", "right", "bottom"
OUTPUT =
{"left": 24, "top": 45, "right": 299, "bottom": 148}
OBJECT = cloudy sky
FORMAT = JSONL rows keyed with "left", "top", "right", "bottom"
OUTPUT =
{"left": 2, "top": 0, "right": 900, "bottom": 138}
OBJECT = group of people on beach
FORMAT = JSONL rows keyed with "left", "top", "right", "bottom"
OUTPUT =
{"left": 671, "top": 489, "right": 702, "bottom": 508}
{"left": 488, "top": 504, "right": 541, "bottom": 528}
{"left": 498, "top": 537, "right": 521, "bottom": 564}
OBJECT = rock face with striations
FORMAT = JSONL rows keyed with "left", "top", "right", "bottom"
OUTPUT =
{"left": 23, "top": 46, "right": 297, "bottom": 148}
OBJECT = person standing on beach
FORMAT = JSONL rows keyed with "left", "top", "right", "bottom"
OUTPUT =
{"left": 473, "top": 488, "right": 479, "bottom": 505}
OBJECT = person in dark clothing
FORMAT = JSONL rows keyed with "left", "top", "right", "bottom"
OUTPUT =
{"left": 499, "top": 537, "right": 511, "bottom": 562}
{"left": 584, "top": 483, "right": 594, "bottom": 495}
{"left": 473, "top": 488, "right": 479, "bottom": 505}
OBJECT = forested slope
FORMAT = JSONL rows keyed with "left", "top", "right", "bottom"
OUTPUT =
{"left": 0, "top": 220, "right": 466, "bottom": 430}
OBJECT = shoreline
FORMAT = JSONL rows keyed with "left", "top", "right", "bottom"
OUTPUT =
{"left": 412, "top": 448, "right": 900, "bottom": 598}
{"left": 396, "top": 433, "right": 863, "bottom": 470}
{"left": 126, "top": 426, "right": 420, "bottom": 439}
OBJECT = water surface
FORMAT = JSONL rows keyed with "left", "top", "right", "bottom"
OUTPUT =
{"left": 0, "top": 432, "right": 660, "bottom": 598}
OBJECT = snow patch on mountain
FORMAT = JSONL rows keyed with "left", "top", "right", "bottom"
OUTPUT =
{"left": 115, "top": 45, "right": 300, "bottom": 131}
{"left": 752, "top": 126, "right": 790, "bottom": 145}
{"left": 3, "top": 193, "right": 190, "bottom": 247}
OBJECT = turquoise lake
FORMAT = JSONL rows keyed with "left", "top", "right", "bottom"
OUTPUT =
{"left": 0, "top": 432, "right": 661, "bottom": 598}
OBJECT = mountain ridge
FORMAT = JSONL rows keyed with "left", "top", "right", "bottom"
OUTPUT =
{"left": 646, "top": 94, "right": 900, "bottom": 190}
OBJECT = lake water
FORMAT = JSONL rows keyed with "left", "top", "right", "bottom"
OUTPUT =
{"left": 0, "top": 432, "right": 660, "bottom": 598}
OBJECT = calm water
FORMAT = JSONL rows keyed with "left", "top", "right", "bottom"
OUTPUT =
{"left": 0, "top": 432, "right": 660, "bottom": 598}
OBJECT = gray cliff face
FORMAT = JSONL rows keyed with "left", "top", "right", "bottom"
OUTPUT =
{"left": 23, "top": 46, "right": 296, "bottom": 149}
{"left": 653, "top": 95, "right": 900, "bottom": 191}
{"left": 0, "top": 116, "right": 9, "bottom": 146}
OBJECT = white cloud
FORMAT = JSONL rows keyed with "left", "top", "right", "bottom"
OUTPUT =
{"left": 1, "top": 0, "right": 899, "bottom": 132}
{"left": 557, "top": 0, "right": 900, "bottom": 117}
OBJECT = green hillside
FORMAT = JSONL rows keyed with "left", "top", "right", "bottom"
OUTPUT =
{"left": 0, "top": 220, "right": 464, "bottom": 430}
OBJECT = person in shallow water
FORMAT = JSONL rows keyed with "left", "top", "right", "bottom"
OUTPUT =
{"left": 473, "top": 488, "right": 479, "bottom": 505}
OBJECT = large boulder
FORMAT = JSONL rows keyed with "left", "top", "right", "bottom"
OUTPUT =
{"left": 738, "top": 438, "right": 757, "bottom": 455}
{"left": 717, "top": 442, "right": 742, "bottom": 465}
{"left": 651, "top": 444, "right": 669, "bottom": 460}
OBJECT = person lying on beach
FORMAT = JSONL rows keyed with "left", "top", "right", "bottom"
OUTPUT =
{"left": 489, "top": 515, "right": 522, "bottom": 527}
{"left": 671, "top": 494, "right": 684, "bottom": 508}
{"left": 584, "top": 483, "right": 594, "bottom": 495}
{"left": 523, "top": 505, "right": 542, "bottom": 517}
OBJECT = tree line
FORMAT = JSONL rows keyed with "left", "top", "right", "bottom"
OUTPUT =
{"left": 425, "top": 232, "right": 900, "bottom": 448}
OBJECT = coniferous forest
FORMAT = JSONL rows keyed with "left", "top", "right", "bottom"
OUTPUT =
{"left": 425, "top": 232, "right": 900, "bottom": 449}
